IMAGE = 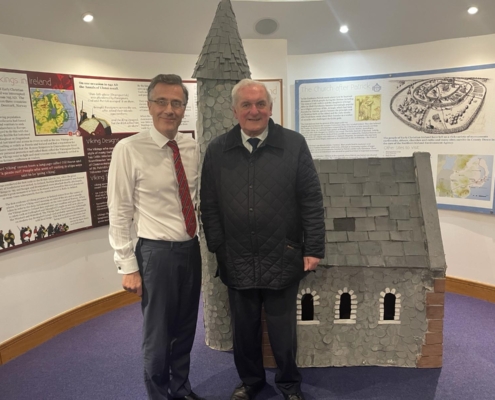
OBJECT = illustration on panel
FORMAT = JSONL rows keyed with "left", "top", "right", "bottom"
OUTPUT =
{"left": 77, "top": 102, "right": 112, "bottom": 137}
{"left": 390, "top": 78, "right": 487, "bottom": 134}
{"left": 30, "top": 88, "right": 78, "bottom": 135}
{"left": 355, "top": 95, "right": 381, "bottom": 121}
{"left": 436, "top": 154, "right": 493, "bottom": 200}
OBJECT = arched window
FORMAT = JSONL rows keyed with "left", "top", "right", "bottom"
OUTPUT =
{"left": 379, "top": 288, "right": 402, "bottom": 325}
{"left": 297, "top": 288, "right": 320, "bottom": 325}
{"left": 334, "top": 288, "right": 357, "bottom": 324}
{"left": 384, "top": 293, "right": 396, "bottom": 320}
{"left": 339, "top": 293, "right": 351, "bottom": 319}
{"left": 301, "top": 294, "right": 314, "bottom": 321}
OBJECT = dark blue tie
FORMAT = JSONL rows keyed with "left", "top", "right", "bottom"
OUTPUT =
{"left": 247, "top": 138, "right": 261, "bottom": 152}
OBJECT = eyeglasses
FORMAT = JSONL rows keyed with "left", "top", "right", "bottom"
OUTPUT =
{"left": 149, "top": 99, "right": 186, "bottom": 109}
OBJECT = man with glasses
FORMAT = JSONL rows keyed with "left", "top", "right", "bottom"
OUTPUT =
{"left": 108, "top": 74, "right": 204, "bottom": 400}
{"left": 200, "top": 79, "right": 325, "bottom": 400}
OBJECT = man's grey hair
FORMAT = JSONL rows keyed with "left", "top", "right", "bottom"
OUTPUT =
{"left": 231, "top": 79, "right": 272, "bottom": 107}
{"left": 147, "top": 74, "right": 189, "bottom": 105}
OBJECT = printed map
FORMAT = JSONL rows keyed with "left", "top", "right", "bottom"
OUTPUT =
{"left": 436, "top": 154, "right": 493, "bottom": 200}
{"left": 31, "top": 89, "right": 77, "bottom": 135}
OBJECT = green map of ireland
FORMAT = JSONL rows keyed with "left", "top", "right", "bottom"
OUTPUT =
{"left": 31, "top": 88, "right": 77, "bottom": 135}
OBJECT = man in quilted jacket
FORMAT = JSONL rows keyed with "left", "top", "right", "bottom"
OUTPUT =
{"left": 200, "top": 79, "right": 325, "bottom": 400}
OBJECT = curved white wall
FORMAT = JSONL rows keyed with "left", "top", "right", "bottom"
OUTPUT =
{"left": 287, "top": 34, "right": 495, "bottom": 287}
{"left": 0, "top": 34, "right": 287, "bottom": 343}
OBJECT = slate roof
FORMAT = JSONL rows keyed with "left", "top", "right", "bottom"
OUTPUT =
{"left": 316, "top": 153, "right": 447, "bottom": 272}
{"left": 192, "top": 0, "right": 251, "bottom": 80}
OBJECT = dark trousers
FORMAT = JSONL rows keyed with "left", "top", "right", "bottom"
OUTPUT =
{"left": 228, "top": 282, "right": 301, "bottom": 395}
{"left": 136, "top": 237, "right": 202, "bottom": 400}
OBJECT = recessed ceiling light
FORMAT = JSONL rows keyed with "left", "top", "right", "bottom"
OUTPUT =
{"left": 467, "top": 7, "right": 478, "bottom": 15}
{"left": 82, "top": 13, "right": 94, "bottom": 22}
{"left": 340, "top": 25, "right": 349, "bottom": 34}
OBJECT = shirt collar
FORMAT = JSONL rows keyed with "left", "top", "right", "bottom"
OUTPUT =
{"left": 150, "top": 125, "right": 183, "bottom": 148}
{"left": 240, "top": 126, "right": 269, "bottom": 146}
{"left": 225, "top": 119, "right": 282, "bottom": 152}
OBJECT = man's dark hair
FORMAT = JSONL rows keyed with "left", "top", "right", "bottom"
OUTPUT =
{"left": 147, "top": 74, "right": 189, "bottom": 105}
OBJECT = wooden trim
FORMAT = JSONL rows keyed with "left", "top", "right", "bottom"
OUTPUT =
{"left": 446, "top": 276, "right": 495, "bottom": 304}
{"left": 0, "top": 290, "right": 139, "bottom": 365}
{"left": 259, "top": 78, "right": 284, "bottom": 126}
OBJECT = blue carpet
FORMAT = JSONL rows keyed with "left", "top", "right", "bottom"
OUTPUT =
{"left": 1, "top": 293, "right": 494, "bottom": 399}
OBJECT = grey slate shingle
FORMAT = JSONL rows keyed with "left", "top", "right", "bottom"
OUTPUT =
{"left": 316, "top": 153, "right": 446, "bottom": 274}
{"left": 192, "top": 0, "right": 251, "bottom": 80}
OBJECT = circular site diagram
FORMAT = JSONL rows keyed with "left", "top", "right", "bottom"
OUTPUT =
{"left": 390, "top": 78, "right": 486, "bottom": 134}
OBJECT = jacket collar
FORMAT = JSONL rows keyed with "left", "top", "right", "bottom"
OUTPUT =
{"left": 224, "top": 119, "right": 284, "bottom": 152}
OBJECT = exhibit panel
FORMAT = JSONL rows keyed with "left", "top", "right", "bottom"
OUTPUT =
{"left": 296, "top": 64, "right": 495, "bottom": 214}
{"left": 0, "top": 67, "right": 283, "bottom": 254}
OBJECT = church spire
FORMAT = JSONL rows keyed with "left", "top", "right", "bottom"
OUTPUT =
{"left": 192, "top": 0, "right": 251, "bottom": 80}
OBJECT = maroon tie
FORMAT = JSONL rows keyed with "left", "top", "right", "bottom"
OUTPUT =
{"left": 167, "top": 140, "right": 197, "bottom": 238}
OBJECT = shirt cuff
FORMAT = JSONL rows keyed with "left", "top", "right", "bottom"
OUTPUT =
{"left": 116, "top": 257, "right": 139, "bottom": 275}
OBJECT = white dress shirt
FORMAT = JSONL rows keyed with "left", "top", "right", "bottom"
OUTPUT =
{"left": 107, "top": 127, "right": 200, "bottom": 274}
{"left": 241, "top": 127, "right": 268, "bottom": 153}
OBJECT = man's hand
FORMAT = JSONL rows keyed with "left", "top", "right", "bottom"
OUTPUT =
{"left": 304, "top": 256, "right": 320, "bottom": 271}
{"left": 122, "top": 271, "right": 142, "bottom": 297}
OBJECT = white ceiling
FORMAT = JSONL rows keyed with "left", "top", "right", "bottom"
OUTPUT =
{"left": 1, "top": 0, "right": 494, "bottom": 56}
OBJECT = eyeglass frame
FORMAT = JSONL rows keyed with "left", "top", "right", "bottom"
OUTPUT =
{"left": 148, "top": 98, "right": 187, "bottom": 109}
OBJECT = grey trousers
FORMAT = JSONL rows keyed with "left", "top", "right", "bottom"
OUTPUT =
{"left": 136, "top": 236, "right": 201, "bottom": 400}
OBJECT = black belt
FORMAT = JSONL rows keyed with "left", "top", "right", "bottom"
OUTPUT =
{"left": 138, "top": 236, "right": 197, "bottom": 249}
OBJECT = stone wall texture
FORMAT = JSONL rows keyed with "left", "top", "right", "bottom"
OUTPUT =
{"left": 295, "top": 266, "right": 433, "bottom": 367}
{"left": 197, "top": 79, "right": 237, "bottom": 350}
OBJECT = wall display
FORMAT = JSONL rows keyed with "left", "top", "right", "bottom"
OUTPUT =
{"left": 295, "top": 64, "right": 495, "bottom": 214}
{"left": 0, "top": 68, "right": 283, "bottom": 253}
{"left": 262, "top": 79, "right": 283, "bottom": 126}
